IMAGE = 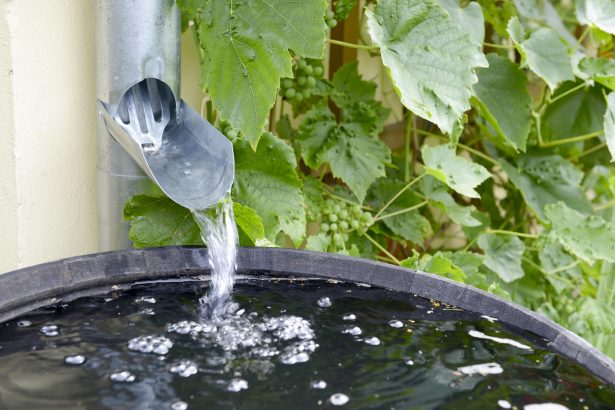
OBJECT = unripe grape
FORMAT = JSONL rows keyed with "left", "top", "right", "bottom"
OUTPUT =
{"left": 285, "top": 88, "right": 296, "bottom": 98}
{"left": 340, "top": 221, "right": 349, "bottom": 230}
{"left": 294, "top": 92, "right": 304, "bottom": 101}
{"left": 333, "top": 204, "right": 341, "bottom": 213}
{"left": 333, "top": 233, "right": 342, "bottom": 242}
{"left": 314, "top": 66, "right": 324, "bottom": 76}
{"left": 304, "top": 65, "right": 314, "bottom": 75}
{"left": 303, "top": 89, "right": 311, "bottom": 99}
{"left": 361, "top": 212, "right": 371, "bottom": 222}
{"left": 282, "top": 79, "right": 293, "bottom": 89}
{"left": 352, "top": 204, "right": 362, "bottom": 214}
{"left": 330, "top": 223, "right": 338, "bottom": 232}
{"left": 350, "top": 220, "right": 359, "bottom": 229}
{"left": 306, "top": 76, "right": 316, "bottom": 87}
{"left": 226, "top": 129, "right": 238, "bottom": 140}
{"left": 297, "top": 76, "right": 307, "bottom": 86}
{"left": 325, "top": 9, "right": 335, "bottom": 19}
{"left": 325, "top": 199, "right": 335, "bottom": 207}
{"left": 342, "top": 233, "right": 349, "bottom": 242}
{"left": 329, "top": 213, "right": 338, "bottom": 222}
{"left": 339, "top": 209, "right": 349, "bottom": 220}
{"left": 326, "top": 18, "right": 337, "bottom": 28}
{"left": 321, "top": 222, "right": 330, "bottom": 232}
{"left": 298, "top": 59, "right": 308, "bottom": 69}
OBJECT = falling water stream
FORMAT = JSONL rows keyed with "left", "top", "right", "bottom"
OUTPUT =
{"left": 191, "top": 192, "right": 238, "bottom": 318}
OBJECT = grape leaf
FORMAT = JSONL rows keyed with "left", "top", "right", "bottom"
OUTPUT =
{"left": 477, "top": 233, "right": 525, "bottom": 283}
{"left": 439, "top": 0, "right": 485, "bottom": 44}
{"left": 421, "top": 144, "right": 491, "bottom": 198}
{"left": 124, "top": 195, "right": 203, "bottom": 248}
{"left": 576, "top": 0, "right": 615, "bottom": 35}
{"left": 544, "top": 202, "right": 615, "bottom": 265}
{"left": 538, "top": 242, "right": 582, "bottom": 294}
{"left": 366, "top": 0, "right": 487, "bottom": 135}
{"left": 421, "top": 176, "right": 481, "bottom": 226}
{"left": 368, "top": 179, "right": 432, "bottom": 244}
{"left": 579, "top": 57, "right": 615, "bottom": 90}
{"left": 299, "top": 104, "right": 391, "bottom": 202}
{"left": 401, "top": 251, "right": 466, "bottom": 282}
{"left": 541, "top": 83, "right": 606, "bottom": 151}
{"left": 513, "top": 0, "right": 576, "bottom": 45}
{"left": 186, "top": 0, "right": 328, "bottom": 147}
{"left": 605, "top": 92, "right": 615, "bottom": 162}
{"left": 234, "top": 202, "right": 265, "bottom": 246}
{"left": 509, "top": 25, "right": 574, "bottom": 91}
{"left": 477, "top": 0, "right": 517, "bottom": 38}
{"left": 501, "top": 155, "right": 591, "bottom": 221}
{"left": 302, "top": 176, "right": 326, "bottom": 221}
{"left": 473, "top": 54, "right": 532, "bottom": 152}
{"left": 233, "top": 132, "right": 306, "bottom": 245}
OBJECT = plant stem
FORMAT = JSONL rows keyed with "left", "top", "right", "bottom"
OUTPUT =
{"left": 404, "top": 113, "right": 414, "bottom": 182}
{"left": 374, "top": 174, "right": 425, "bottom": 219}
{"left": 324, "top": 189, "right": 373, "bottom": 211}
{"left": 319, "top": 163, "right": 329, "bottom": 182}
{"left": 594, "top": 199, "right": 615, "bottom": 211}
{"left": 486, "top": 229, "right": 539, "bottom": 239}
{"left": 548, "top": 82, "right": 586, "bottom": 104}
{"left": 573, "top": 26, "right": 591, "bottom": 52}
{"left": 484, "top": 42, "right": 515, "bottom": 49}
{"left": 419, "top": 130, "right": 499, "bottom": 166}
{"left": 548, "top": 260, "right": 580, "bottom": 275}
{"left": 363, "top": 233, "right": 401, "bottom": 265}
{"left": 375, "top": 201, "right": 428, "bottom": 221}
{"left": 328, "top": 39, "right": 380, "bottom": 51}
{"left": 568, "top": 141, "right": 607, "bottom": 160}
{"left": 539, "top": 130, "right": 603, "bottom": 148}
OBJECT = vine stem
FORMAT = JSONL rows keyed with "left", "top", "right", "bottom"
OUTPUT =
{"left": 548, "top": 82, "right": 586, "bottom": 104}
{"left": 328, "top": 39, "right": 380, "bottom": 51}
{"left": 324, "top": 189, "right": 374, "bottom": 211}
{"left": 594, "top": 199, "right": 615, "bottom": 211}
{"left": 573, "top": 26, "right": 591, "bottom": 52}
{"left": 539, "top": 130, "right": 603, "bottom": 148}
{"left": 374, "top": 201, "right": 428, "bottom": 222}
{"left": 484, "top": 42, "right": 515, "bottom": 49}
{"left": 374, "top": 174, "right": 425, "bottom": 219}
{"left": 486, "top": 229, "right": 539, "bottom": 239}
{"left": 417, "top": 129, "right": 499, "bottom": 166}
{"left": 568, "top": 141, "right": 607, "bottom": 160}
{"left": 363, "top": 233, "right": 401, "bottom": 265}
{"left": 404, "top": 113, "right": 413, "bottom": 182}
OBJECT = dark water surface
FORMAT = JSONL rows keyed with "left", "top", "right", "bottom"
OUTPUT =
{"left": 0, "top": 278, "right": 613, "bottom": 409}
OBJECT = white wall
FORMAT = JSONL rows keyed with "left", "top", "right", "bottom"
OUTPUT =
{"left": 0, "top": 0, "right": 98, "bottom": 272}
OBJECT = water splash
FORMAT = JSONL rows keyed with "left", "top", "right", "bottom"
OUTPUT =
{"left": 192, "top": 192, "right": 238, "bottom": 318}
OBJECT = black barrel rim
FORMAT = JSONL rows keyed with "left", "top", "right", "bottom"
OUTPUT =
{"left": 0, "top": 246, "right": 613, "bottom": 386}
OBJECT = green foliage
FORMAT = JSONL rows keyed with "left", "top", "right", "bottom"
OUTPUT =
{"left": 178, "top": 0, "right": 328, "bottom": 147}
{"left": 127, "top": 0, "right": 615, "bottom": 361}
{"left": 422, "top": 144, "right": 491, "bottom": 198}
{"left": 366, "top": 0, "right": 487, "bottom": 135}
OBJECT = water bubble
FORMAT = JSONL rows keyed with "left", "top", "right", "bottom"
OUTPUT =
{"left": 317, "top": 297, "right": 332, "bottom": 308}
{"left": 405, "top": 359, "right": 414, "bottom": 365}
{"left": 498, "top": 400, "right": 512, "bottom": 409}
{"left": 330, "top": 393, "right": 349, "bottom": 406}
{"left": 17, "top": 320, "right": 32, "bottom": 327}
{"left": 311, "top": 380, "right": 327, "bottom": 389}
{"left": 135, "top": 296, "right": 156, "bottom": 304}
{"left": 342, "top": 314, "right": 356, "bottom": 321}
{"left": 342, "top": 326, "right": 362, "bottom": 336}
{"left": 65, "top": 355, "right": 86, "bottom": 366}
{"left": 110, "top": 370, "right": 136, "bottom": 383}
{"left": 458, "top": 362, "right": 503, "bottom": 376}
{"left": 138, "top": 308, "right": 155, "bottom": 315}
{"left": 41, "top": 325, "right": 59, "bottom": 337}
{"left": 280, "top": 340, "right": 318, "bottom": 364}
{"left": 171, "top": 401, "right": 188, "bottom": 410}
{"left": 169, "top": 360, "right": 198, "bottom": 378}
{"left": 227, "top": 378, "right": 248, "bottom": 392}
{"left": 365, "top": 337, "right": 381, "bottom": 346}
{"left": 389, "top": 320, "right": 403, "bottom": 328}
{"left": 183, "top": 169, "right": 192, "bottom": 176}
{"left": 128, "top": 335, "right": 174, "bottom": 355}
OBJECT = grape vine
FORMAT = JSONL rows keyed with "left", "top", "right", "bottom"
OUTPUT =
{"left": 127, "top": 0, "right": 615, "bottom": 362}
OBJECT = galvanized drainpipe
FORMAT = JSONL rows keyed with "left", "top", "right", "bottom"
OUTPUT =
{"left": 95, "top": 0, "right": 180, "bottom": 251}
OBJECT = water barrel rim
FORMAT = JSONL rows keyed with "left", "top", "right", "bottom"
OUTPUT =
{"left": 0, "top": 246, "right": 613, "bottom": 386}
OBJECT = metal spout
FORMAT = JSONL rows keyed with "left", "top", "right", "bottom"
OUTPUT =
{"left": 96, "top": 0, "right": 234, "bottom": 250}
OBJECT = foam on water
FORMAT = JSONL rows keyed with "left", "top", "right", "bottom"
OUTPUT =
{"left": 192, "top": 192, "right": 238, "bottom": 317}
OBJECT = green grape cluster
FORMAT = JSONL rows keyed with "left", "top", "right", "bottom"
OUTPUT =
{"left": 325, "top": 9, "right": 337, "bottom": 28}
{"left": 320, "top": 199, "right": 373, "bottom": 250}
{"left": 279, "top": 57, "right": 324, "bottom": 102}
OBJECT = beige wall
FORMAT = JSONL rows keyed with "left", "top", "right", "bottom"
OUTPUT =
{"left": 0, "top": 0, "right": 98, "bottom": 272}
